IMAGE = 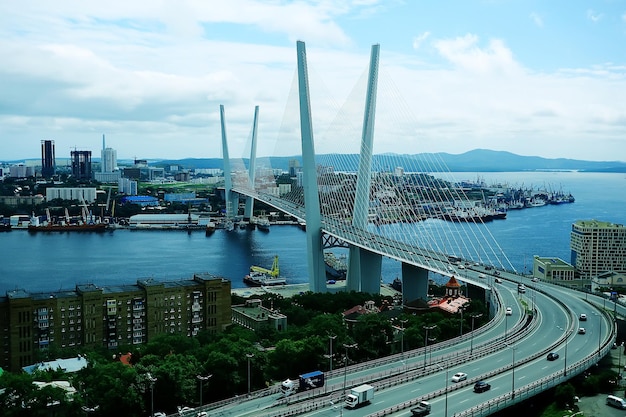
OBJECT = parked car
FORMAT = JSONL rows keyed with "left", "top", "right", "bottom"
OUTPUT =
{"left": 505, "top": 307, "right": 512, "bottom": 316}
{"left": 547, "top": 352, "right": 560, "bottom": 361}
{"left": 451, "top": 372, "right": 467, "bottom": 383}
{"left": 578, "top": 327, "right": 586, "bottom": 334}
{"left": 473, "top": 381, "right": 491, "bottom": 393}
{"left": 579, "top": 313, "right": 587, "bottom": 321}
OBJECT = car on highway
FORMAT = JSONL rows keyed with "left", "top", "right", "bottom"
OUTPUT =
{"left": 579, "top": 313, "right": 587, "bottom": 321}
{"left": 478, "top": 273, "right": 486, "bottom": 279}
{"left": 578, "top": 327, "right": 586, "bottom": 334}
{"left": 473, "top": 381, "right": 491, "bottom": 393}
{"left": 505, "top": 307, "right": 512, "bottom": 316}
{"left": 484, "top": 266, "right": 492, "bottom": 270}
{"left": 494, "top": 278, "right": 503, "bottom": 283}
{"left": 547, "top": 352, "right": 560, "bottom": 361}
{"left": 531, "top": 277, "right": 539, "bottom": 282}
{"left": 451, "top": 372, "right": 467, "bottom": 383}
{"left": 494, "top": 271, "right": 501, "bottom": 276}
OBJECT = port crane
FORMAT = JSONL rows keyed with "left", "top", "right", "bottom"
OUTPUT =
{"left": 250, "top": 255, "right": 280, "bottom": 277}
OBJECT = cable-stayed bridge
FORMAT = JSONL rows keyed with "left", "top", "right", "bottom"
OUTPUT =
{"left": 221, "top": 41, "right": 518, "bottom": 300}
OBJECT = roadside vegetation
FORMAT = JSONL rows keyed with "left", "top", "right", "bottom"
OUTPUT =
{"left": 0, "top": 290, "right": 487, "bottom": 416}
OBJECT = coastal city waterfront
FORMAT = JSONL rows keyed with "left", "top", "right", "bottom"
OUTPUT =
{"left": 0, "top": 171, "right": 625, "bottom": 295}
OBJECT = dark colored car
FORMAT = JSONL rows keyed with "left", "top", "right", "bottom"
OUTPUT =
{"left": 474, "top": 381, "right": 491, "bottom": 393}
{"left": 547, "top": 352, "right": 560, "bottom": 361}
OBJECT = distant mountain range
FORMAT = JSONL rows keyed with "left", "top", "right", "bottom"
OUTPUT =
{"left": 155, "top": 149, "right": 626, "bottom": 173}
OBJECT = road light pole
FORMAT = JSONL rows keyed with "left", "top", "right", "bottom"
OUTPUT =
{"left": 436, "top": 364, "right": 449, "bottom": 417}
{"left": 400, "top": 319, "right": 407, "bottom": 359}
{"left": 459, "top": 307, "right": 464, "bottom": 337}
{"left": 341, "top": 343, "right": 358, "bottom": 417}
{"left": 197, "top": 374, "right": 212, "bottom": 407}
{"left": 246, "top": 353, "right": 254, "bottom": 396}
{"left": 328, "top": 333, "right": 336, "bottom": 372}
{"left": 147, "top": 373, "right": 157, "bottom": 417}
{"left": 506, "top": 344, "right": 516, "bottom": 399}
{"left": 423, "top": 324, "right": 437, "bottom": 370}
{"left": 470, "top": 313, "right": 482, "bottom": 355}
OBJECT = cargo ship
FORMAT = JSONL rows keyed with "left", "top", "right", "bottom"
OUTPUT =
{"left": 324, "top": 252, "right": 347, "bottom": 280}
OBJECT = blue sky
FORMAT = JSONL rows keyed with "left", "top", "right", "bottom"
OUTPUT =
{"left": 1, "top": 0, "right": 625, "bottom": 162}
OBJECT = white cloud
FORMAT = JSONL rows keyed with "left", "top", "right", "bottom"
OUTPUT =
{"left": 412, "top": 32, "right": 430, "bottom": 50}
{"left": 0, "top": 1, "right": 624, "bottom": 163}
{"left": 432, "top": 34, "right": 521, "bottom": 75}
{"left": 587, "top": 9, "right": 603, "bottom": 23}
{"left": 529, "top": 12, "right": 543, "bottom": 28}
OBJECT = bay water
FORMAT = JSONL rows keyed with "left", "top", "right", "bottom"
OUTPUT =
{"left": 1, "top": 171, "right": 624, "bottom": 295}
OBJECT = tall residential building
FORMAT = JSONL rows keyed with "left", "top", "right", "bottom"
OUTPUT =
{"left": 71, "top": 150, "right": 92, "bottom": 180}
{"left": 95, "top": 134, "right": 121, "bottom": 183}
{"left": 0, "top": 273, "right": 231, "bottom": 372}
{"left": 570, "top": 220, "right": 626, "bottom": 279}
{"left": 41, "top": 140, "right": 56, "bottom": 177}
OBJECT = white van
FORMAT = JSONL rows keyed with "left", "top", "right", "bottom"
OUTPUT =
{"left": 606, "top": 395, "right": 626, "bottom": 409}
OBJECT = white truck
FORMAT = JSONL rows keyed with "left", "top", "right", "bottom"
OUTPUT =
{"left": 410, "top": 401, "right": 431, "bottom": 416}
{"left": 345, "top": 384, "right": 375, "bottom": 409}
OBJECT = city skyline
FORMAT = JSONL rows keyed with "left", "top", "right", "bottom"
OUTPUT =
{"left": 1, "top": 1, "right": 625, "bottom": 162}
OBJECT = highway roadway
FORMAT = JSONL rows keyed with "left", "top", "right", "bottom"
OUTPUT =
{"left": 196, "top": 271, "right": 615, "bottom": 417}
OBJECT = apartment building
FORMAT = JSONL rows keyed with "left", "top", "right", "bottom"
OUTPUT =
{"left": 0, "top": 273, "right": 231, "bottom": 372}
{"left": 570, "top": 220, "right": 626, "bottom": 279}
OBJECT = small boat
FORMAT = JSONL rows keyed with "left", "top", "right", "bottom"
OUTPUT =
{"left": 205, "top": 221, "right": 216, "bottom": 236}
{"left": 256, "top": 217, "right": 270, "bottom": 232}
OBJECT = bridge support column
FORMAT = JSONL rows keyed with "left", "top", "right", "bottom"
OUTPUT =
{"left": 346, "top": 43, "right": 381, "bottom": 293}
{"left": 244, "top": 106, "right": 260, "bottom": 221}
{"left": 297, "top": 41, "right": 326, "bottom": 292}
{"left": 220, "top": 105, "right": 239, "bottom": 220}
{"left": 401, "top": 263, "right": 429, "bottom": 304}
{"left": 347, "top": 247, "right": 382, "bottom": 293}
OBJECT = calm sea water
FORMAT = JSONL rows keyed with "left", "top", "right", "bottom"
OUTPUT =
{"left": 1, "top": 172, "right": 624, "bottom": 294}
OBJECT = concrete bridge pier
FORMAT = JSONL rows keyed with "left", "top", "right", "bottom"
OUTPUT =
{"left": 346, "top": 246, "right": 382, "bottom": 293}
{"left": 401, "top": 263, "right": 429, "bottom": 303}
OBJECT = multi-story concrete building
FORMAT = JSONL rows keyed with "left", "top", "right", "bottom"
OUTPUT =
{"left": 532, "top": 256, "right": 579, "bottom": 287}
{"left": 45, "top": 187, "right": 97, "bottom": 203}
{"left": 570, "top": 220, "right": 626, "bottom": 279}
{"left": 232, "top": 299, "right": 287, "bottom": 332}
{"left": 0, "top": 273, "right": 231, "bottom": 372}
{"left": 71, "top": 150, "right": 92, "bottom": 180}
{"left": 41, "top": 140, "right": 56, "bottom": 177}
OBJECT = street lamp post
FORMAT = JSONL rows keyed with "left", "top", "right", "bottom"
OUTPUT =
{"left": 436, "top": 364, "right": 449, "bottom": 417}
{"left": 459, "top": 307, "right": 464, "bottom": 337}
{"left": 328, "top": 334, "right": 336, "bottom": 372}
{"left": 147, "top": 373, "right": 157, "bottom": 417}
{"left": 423, "top": 324, "right": 437, "bottom": 370}
{"left": 197, "top": 374, "right": 212, "bottom": 407}
{"left": 617, "top": 342, "right": 624, "bottom": 376}
{"left": 341, "top": 343, "right": 358, "bottom": 417}
{"left": 470, "top": 313, "right": 483, "bottom": 355}
{"left": 400, "top": 319, "right": 407, "bottom": 359}
{"left": 506, "top": 344, "right": 516, "bottom": 399}
{"left": 246, "top": 353, "right": 254, "bottom": 396}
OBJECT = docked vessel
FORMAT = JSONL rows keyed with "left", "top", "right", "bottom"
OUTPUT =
{"left": 28, "top": 222, "right": 108, "bottom": 233}
{"left": 324, "top": 252, "right": 347, "bottom": 280}
{"left": 205, "top": 221, "right": 216, "bottom": 236}
{"left": 243, "top": 271, "right": 287, "bottom": 287}
{"left": 244, "top": 255, "right": 286, "bottom": 286}
{"left": 256, "top": 216, "right": 270, "bottom": 232}
{"left": 27, "top": 208, "right": 108, "bottom": 233}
